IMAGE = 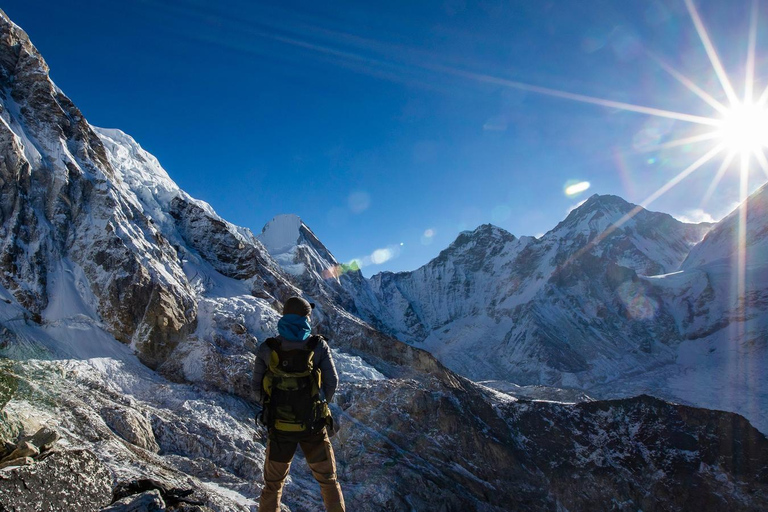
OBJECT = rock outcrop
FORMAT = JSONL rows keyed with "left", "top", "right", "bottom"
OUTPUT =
{"left": 100, "top": 406, "right": 160, "bottom": 453}
{"left": 101, "top": 490, "right": 167, "bottom": 512}
{"left": 0, "top": 449, "right": 112, "bottom": 511}
{"left": 0, "top": 9, "right": 198, "bottom": 369}
{"left": 0, "top": 426, "right": 59, "bottom": 468}
{"left": 336, "top": 382, "right": 768, "bottom": 511}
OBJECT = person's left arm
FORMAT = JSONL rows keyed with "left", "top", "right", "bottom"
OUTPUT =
{"left": 252, "top": 342, "right": 270, "bottom": 404}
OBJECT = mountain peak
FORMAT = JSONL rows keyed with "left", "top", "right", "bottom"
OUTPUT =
{"left": 578, "top": 194, "right": 634, "bottom": 215}
{"left": 427, "top": 223, "right": 518, "bottom": 268}
{"left": 461, "top": 223, "right": 514, "bottom": 241}
{"left": 446, "top": 223, "right": 516, "bottom": 252}
{"left": 258, "top": 214, "right": 303, "bottom": 255}
{"left": 257, "top": 214, "right": 340, "bottom": 278}
{"left": 547, "top": 194, "right": 644, "bottom": 238}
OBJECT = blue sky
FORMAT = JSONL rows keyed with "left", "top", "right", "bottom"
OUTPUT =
{"left": 4, "top": 0, "right": 767, "bottom": 276}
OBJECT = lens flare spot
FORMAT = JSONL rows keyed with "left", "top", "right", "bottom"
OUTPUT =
{"left": 617, "top": 282, "right": 659, "bottom": 320}
{"left": 564, "top": 181, "right": 591, "bottom": 196}
{"left": 322, "top": 260, "right": 362, "bottom": 280}
{"left": 348, "top": 191, "right": 371, "bottom": 214}
{"left": 321, "top": 266, "right": 340, "bottom": 279}
{"left": 371, "top": 248, "right": 393, "bottom": 264}
{"left": 421, "top": 229, "right": 436, "bottom": 246}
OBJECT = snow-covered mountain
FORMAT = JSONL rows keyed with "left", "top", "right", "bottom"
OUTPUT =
{"left": 257, "top": 180, "right": 768, "bottom": 434}
{"left": 337, "top": 194, "right": 708, "bottom": 381}
{"left": 303, "top": 189, "right": 765, "bottom": 433}
{"left": 1, "top": 7, "right": 768, "bottom": 511}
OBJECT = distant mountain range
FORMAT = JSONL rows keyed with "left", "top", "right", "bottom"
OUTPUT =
{"left": 261, "top": 186, "right": 768, "bottom": 434}
{"left": 1, "top": 8, "right": 767, "bottom": 511}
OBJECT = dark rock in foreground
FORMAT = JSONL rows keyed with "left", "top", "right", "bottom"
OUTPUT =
{"left": 337, "top": 381, "right": 768, "bottom": 511}
{"left": 0, "top": 449, "right": 112, "bottom": 512}
{"left": 101, "top": 490, "right": 166, "bottom": 512}
{"left": 504, "top": 394, "right": 768, "bottom": 511}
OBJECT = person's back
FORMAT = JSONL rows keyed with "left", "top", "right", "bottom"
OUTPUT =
{"left": 253, "top": 297, "right": 345, "bottom": 512}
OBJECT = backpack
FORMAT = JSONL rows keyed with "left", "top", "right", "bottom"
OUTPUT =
{"left": 261, "top": 335, "right": 331, "bottom": 434}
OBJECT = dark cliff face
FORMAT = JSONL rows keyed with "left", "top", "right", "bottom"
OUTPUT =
{"left": 506, "top": 395, "right": 768, "bottom": 511}
{"left": 337, "top": 379, "right": 768, "bottom": 511}
{"left": 169, "top": 195, "right": 278, "bottom": 283}
{"left": 0, "top": 12, "right": 199, "bottom": 368}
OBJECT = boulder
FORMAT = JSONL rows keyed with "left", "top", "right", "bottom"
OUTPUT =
{"left": 101, "top": 406, "right": 160, "bottom": 453}
{"left": 0, "top": 449, "right": 112, "bottom": 511}
{"left": 25, "top": 426, "right": 59, "bottom": 451}
{"left": 0, "top": 441, "right": 38, "bottom": 463}
{"left": 0, "top": 456, "right": 32, "bottom": 470}
{"left": 100, "top": 490, "right": 166, "bottom": 512}
{"left": 112, "top": 478, "right": 205, "bottom": 508}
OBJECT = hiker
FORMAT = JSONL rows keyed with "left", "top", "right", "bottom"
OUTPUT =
{"left": 253, "top": 296, "right": 345, "bottom": 512}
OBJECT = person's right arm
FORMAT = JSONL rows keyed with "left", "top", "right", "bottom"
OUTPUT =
{"left": 316, "top": 339, "right": 339, "bottom": 402}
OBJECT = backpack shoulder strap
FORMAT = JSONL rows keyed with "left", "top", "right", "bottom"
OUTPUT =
{"left": 306, "top": 335, "right": 323, "bottom": 352}
{"left": 265, "top": 337, "right": 281, "bottom": 352}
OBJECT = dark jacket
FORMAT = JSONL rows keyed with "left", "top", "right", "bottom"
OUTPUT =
{"left": 252, "top": 335, "right": 339, "bottom": 405}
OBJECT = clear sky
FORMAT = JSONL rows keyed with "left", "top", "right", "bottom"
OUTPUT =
{"left": 4, "top": 1, "right": 767, "bottom": 276}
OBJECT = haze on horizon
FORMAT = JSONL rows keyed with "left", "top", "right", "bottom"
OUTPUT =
{"left": 3, "top": 0, "right": 767, "bottom": 276}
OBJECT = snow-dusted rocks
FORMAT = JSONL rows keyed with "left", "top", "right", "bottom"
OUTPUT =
{"left": 0, "top": 11, "right": 198, "bottom": 370}
{"left": 335, "top": 378, "right": 768, "bottom": 511}
{"left": 501, "top": 394, "right": 768, "bottom": 511}
{"left": 0, "top": 449, "right": 113, "bottom": 511}
{"left": 100, "top": 405, "right": 160, "bottom": 453}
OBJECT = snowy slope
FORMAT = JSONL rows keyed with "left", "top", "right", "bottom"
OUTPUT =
{"left": 683, "top": 182, "right": 768, "bottom": 269}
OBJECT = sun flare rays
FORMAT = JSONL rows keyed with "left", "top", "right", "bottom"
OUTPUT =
{"left": 546, "top": 0, "right": 766, "bottom": 298}
{"left": 600, "top": 0, "right": 765, "bottom": 306}
{"left": 161, "top": 0, "right": 765, "bottom": 279}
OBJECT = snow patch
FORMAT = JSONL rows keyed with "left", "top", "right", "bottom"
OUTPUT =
{"left": 333, "top": 350, "right": 387, "bottom": 382}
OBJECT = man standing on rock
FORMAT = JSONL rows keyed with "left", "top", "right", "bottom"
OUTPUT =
{"left": 253, "top": 296, "right": 345, "bottom": 512}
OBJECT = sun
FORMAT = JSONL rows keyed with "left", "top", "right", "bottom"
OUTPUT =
{"left": 716, "top": 100, "right": 768, "bottom": 157}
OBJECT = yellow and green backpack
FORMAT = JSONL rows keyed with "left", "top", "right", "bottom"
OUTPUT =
{"left": 261, "top": 335, "right": 331, "bottom": 434}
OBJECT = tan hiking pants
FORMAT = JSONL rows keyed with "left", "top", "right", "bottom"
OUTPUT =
{"left": 258, "top": 428, "right": 345, "bottom": 512}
